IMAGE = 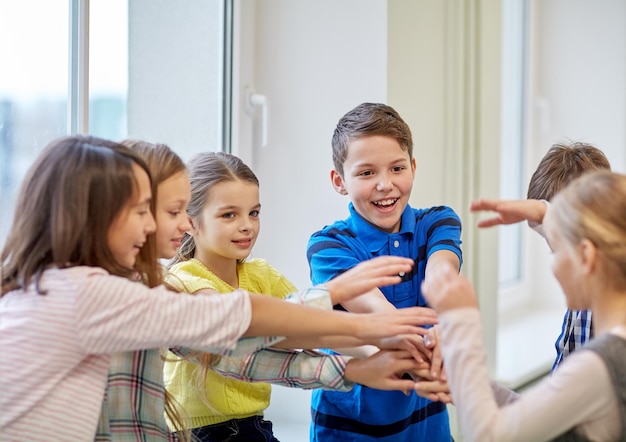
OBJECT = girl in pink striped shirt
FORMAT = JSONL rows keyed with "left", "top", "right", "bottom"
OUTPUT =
{"left": 0, "top": 135, "right": 435, "bottom": 441}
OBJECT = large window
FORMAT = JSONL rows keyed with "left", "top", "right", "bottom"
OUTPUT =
{"left": 0, "top": 0, "right": 70, "bottom": 243}
{"left": 126, "top": 0, "right": 229, "bottom": 161}
{"left": 0, "top": 0, "right": 128, "bottom": 245}
{"left": 0, "top": 0, "right": 230, "bottom": 247}
{"left": 89, "top": 0, "right": 128, "bottom": 139}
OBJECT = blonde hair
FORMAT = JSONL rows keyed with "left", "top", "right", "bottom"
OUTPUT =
{"left": 172, "top": 151, "right": 258, "bottom": 265}
{"left": 551, "top": 170, "right": 626, "bottom": 291}
{"left": 162, "top": 273, "right": 223, "bottom": 426}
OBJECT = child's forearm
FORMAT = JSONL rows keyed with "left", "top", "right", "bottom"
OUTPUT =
{"left": 321, "top": 255, "right": 414, "bottom": 306}
{"left": 339, "top": 288, "right": 397, "bottom": 314}
{"left": 244, "top": 293, "right": 436, "bottom": 342}
{"left": 212, "top": 348, "right": 354, "bottom": 391}
{"left": 272, "top": 337, "right": 376, "bottom": 353}
{"left": 244, "top": 292, "right": 355, "bottom": 338}
{"left": 328, "top": 345, "right": 379, "bottom": 358}
{"left": 425, "top": 250, "right": 461, "bottom": 283}
{"left": 244, "top": 295, "right": 373, "bottom": 347}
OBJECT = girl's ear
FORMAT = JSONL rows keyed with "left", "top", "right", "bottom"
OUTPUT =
{"left": 188, "top": 217, "right": 199, "bottom": 236}
{"left": 330, "top": 169, "right": 348, "bottom": 195}
{"left": 579, "top": 238, "right": 598, "bottom": 275}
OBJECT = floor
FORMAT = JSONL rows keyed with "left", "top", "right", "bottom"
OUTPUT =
{"left": 265, "top": 386, "right": 311, "bottom": 442}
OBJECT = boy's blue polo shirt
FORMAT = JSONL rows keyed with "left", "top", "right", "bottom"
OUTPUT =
{"left": 306, "top": 202, "right": 462, "bottom": 441}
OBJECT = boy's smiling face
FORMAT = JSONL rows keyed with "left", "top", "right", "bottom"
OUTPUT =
{"left": 331, "top": 135, "right": 416, "bottom": 233}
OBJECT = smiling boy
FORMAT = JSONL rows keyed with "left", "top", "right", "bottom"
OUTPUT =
{"left": 306, "top": 103, "right": 463, "bottom": 441}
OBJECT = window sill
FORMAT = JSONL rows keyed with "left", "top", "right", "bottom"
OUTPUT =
{"left": 494, "top": 306, "right": 565, "bottom": 389}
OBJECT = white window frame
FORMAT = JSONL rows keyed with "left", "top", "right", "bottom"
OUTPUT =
{"left": 498, "top": 0, "right": 532, "bottom": 315}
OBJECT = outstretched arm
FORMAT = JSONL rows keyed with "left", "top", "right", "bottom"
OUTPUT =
{"left": 246, "top": 294, "right": 437, "bottom": 342}
{"left": 324, "top": 255, "right": 413, "bottom": 311}
{"left": 245, "top": 255, "right": 437, "bottom": 346}
{"left": 212, "top": 348, "right": 354, "bottom": 390}
{"left": 470, "top": 198, "right": 548, "bottom": 228}
{"left": 421, "top": 250, "right": 460, "bottom": 379}
{"left": 212, "top": 347, "right": 425, "bottom": 393}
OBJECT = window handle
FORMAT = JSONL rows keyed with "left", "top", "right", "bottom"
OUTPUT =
{"left": 246, "top": 88, "right": 268, "bottom": 148}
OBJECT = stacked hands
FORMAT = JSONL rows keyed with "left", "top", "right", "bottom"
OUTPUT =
{"left": 346, "top": 198, "right": 533, "bottom": 402}
{"left": 314, "top": 256, "right": 443, "bottom": 394}
{"left": 403, "top": 198, "right": 545, "bottom": 402}
{"left": 329, "top": 255, "right": 477, "bottom": 403}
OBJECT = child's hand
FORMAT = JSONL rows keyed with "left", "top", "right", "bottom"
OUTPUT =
{"left": 404, "top": 364, "right": 453, "bottom": 403}
{"left": 423, "top": 326, "right": 446, "bottom": 380}
{"left": 421, "top": 263, "right": 478, "bottom": 313}
{"left": 343, "top": 350, "right": 424, "bottom": 394}
{"left": 375, "top": 333, "right": 433, "bottom": 364}
{"left": 354, "top": 307, "right": 438, "bottom": 341}
{"left": 323, "top": 256, "right": 414, "bottom": 305}
{"left": 470, "top": 198, "right": 547, "bottom": 228}
{"left": 413, "top": 377, "right": 454, "bottom": 404}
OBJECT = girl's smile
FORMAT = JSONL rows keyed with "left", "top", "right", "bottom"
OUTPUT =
{"left": 191, "top": 178, "right": 261, "bottom": 276}
{"left": 155, "top": 171, "right": 192, "bottom": 259}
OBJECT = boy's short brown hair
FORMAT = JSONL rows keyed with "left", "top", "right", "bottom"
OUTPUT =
{"left": 331, "top": 103, "right": 413, "bottom": 176}
{"left": 527, "top": 141, "right": 611, "bottom": 201}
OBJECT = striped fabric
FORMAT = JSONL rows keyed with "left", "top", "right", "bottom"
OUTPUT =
{"left": 0, "top": 266, "right": 251, "bottom": 441}
{"left": 307, "top": 203, "right": 462, "bottom": 441}
{"left": 96, "top": 279, "right": 336, "bottom": 440}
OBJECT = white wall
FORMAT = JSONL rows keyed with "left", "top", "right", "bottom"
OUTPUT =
{"left": 127, "top": 0, "right": 224, "bottom": 157}
{"left": 529, "top": 0, "right": 626, "bottom": 170}
{"left": 235, "top": 0, "right": 389, "bottom": 291}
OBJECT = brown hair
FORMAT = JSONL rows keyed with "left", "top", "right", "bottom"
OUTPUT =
{"left": 121, "top": 140, "right": 187, "bottom": 288}
{"left": 119, "top": 140, "right": 195, "bottom": 439}
{"left": 331, "top": 102, "right": 413, "bottom": 177}
{"left": 1, "top": 135, "right": 156, "bottom": 296}
{"left": 551, "top": 171, "right": 626, "bottom": 291}
{"left": 527, "top": 141, "right": 611, "bottom": 201}
{"left": 171, "top": 151, "right": 259, "bottom": 265}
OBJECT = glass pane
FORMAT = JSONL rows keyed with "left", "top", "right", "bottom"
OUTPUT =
{"left": 0, "top": 0, "right": 69, "bottom": 245}
{"left": 127, "top": 0, "right": 225, "bottom": 159}
{"left": 498, "top": 0, "right": 527, "bottom": 287}
{"left": 90, "top": 0, "right": 128, "bottom": 140}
